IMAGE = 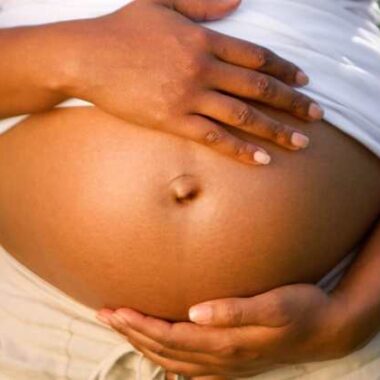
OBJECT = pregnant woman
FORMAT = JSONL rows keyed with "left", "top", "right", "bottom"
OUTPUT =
{"left": 0, "top": 0, "right": 380, "bottom": 379}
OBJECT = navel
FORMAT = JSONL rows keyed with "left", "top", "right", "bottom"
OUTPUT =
{"left": 169, "top": 174, "right": 201, "bottom": 205}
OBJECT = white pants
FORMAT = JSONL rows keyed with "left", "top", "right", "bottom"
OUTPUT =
{"left": 1, "top": 243, "right": 380, "bottom": 380}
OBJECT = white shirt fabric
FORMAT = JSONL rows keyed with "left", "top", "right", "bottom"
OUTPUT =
{"left": 1, "top": 1, "right": 380, "bottom": 379}
{"left": 0, "top": 0, "right": 380, "bottom": 161}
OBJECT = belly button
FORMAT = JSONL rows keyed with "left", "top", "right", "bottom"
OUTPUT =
{"left": 169, "top": 174, "right": 201, "bottom": 205}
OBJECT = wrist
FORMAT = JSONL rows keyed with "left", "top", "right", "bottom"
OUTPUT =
{"left": 24, "top": 18, "right": 97, "bottom": 100}
{"left": 0, "top": 25, "right": 72, "bottom": 117}
{"left": 324, "top": 289, "right": 376, "bottom": 358}
{"left": 45, "top": 15, "right": 119, "bottom": 104}
{"left": 36, "top": 21, "right": 87, "bottom": 98}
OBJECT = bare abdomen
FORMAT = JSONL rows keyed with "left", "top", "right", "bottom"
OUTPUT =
{"left": 0, "top": 106, "right": 379, "bottom": 321}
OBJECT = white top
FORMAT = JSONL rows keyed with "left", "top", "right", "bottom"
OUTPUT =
{"left": 0, "top": 0, "right": 380, "bottom": 159}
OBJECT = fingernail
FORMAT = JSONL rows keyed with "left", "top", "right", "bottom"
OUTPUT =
{"left": 189, "top": 305, "right": 213, "bottom": 324}
{"left": 291, "top": 132, "right": 310, "bottom": 149}
{"left": 253, "top": 150, "right": 271, "bottom": 165}
{"left": 296, "top": 71, "right": 309, "bottom": 86}
{"left": 308, "top": 103, "right": 324, "bottom": 120}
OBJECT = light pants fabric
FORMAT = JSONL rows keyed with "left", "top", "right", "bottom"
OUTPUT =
{"left": 0, "top": 244, "right": 167, "bottom": 380}
{"left": 1, "top": 0, "right": 380, "bottom": 379}
{"left": 1, "top": 243, "right": 380, "bottom": 380}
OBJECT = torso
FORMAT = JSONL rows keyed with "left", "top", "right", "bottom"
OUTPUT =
{"left": 0, "top": 105, "right": 379, "bottom": 321}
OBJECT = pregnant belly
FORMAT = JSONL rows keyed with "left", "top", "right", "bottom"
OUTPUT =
{"left": 0, "top": 106, "right": 379, "bottom": 321}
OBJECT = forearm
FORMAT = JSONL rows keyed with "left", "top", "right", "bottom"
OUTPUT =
{"left": 332, "top": 216, "right": 380, "bottom": 351}
{"left": 0, "top": 22, "right": 81, "bottom": 119}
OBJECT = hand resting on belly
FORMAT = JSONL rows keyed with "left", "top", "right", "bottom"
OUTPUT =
{"left": 0, "top": 105, "right": 379, "bottom": 321}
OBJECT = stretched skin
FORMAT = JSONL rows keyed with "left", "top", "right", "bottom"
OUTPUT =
{"left": 0, "top": 104, "right": 379, "bottom": 321}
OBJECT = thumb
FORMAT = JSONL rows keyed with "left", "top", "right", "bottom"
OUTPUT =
{"left": 188, "top": 286, "right": 308, "bottom": 327}
{"left": 162, "top": 0, "right": 241, "bottom": 21}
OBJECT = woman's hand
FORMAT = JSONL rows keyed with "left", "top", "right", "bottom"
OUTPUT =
{"left": 61, "top": 0, "right": 323, "bottom": 165}
{"left": 98, "top": 284, "right": 357, "bottom": 378}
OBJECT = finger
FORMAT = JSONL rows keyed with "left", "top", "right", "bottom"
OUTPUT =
{"left": 210, "top": 62, "right": 323, "bottom": 121}
{"left": 131, "top": 336, "right": 270, "bottom": 379}
{"left": 196, "top": 93, "right": 310, "bottom": 150}
{"left": 113, "top": 308, "right": 239, "bottom": 355}
{"left": 125, "top": 325, "right": 247, "bottom": 369}
{"left": 97, "top": 308, "right": 114, "bottom": 325}
{"left": 107, "top": 307, "right": 284, "bottom": 356}
{"left": 159, "top": 0, "right": 241, "bottom": 21}
{"left": 127, "top": 322, "right": 230, "bottom": 367}
{"left": 171, "top": 115, "right": 272, "bottom": 165}
{"left": 111, "top": 311, "right": 272, "bottom": 370}
{"left": 106, "top": 311, "right": 132, "bottom": 337}
{"left": 208, "top": 32, "right": 309, "bottom": 86}
{"left": 189, "top": 291, "right": 298, "bottom": 327}
{"left": 130, "top": 338, "right": 217, "bottom": 378}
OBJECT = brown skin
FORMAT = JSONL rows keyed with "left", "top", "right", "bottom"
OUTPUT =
{"left": 0, "top": 0, "right": 320, "bottom": 165}
{"left": 0, "top": 0, "right": 379, "bottom": 377}
{"left": 68, "top": 0, "right": 321, "bottom": 163}
{"left": 1, "top": 105, "right": 379, "bottom": 380}
{"left": 104, "top": 221, "right": 380, "bottom": 379}
{"left": 0, "top": 104, "right": 379, "bottom": 321}
{"left": 105, "top": 227, "right": 380, "bottom": 379}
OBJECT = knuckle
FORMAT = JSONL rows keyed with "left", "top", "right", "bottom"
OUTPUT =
{"left": 185, "top": 55, "right": 208, "bottom": 79}
{"left": 150, "top": 343, "right": 167, "bottom": 356}
{"left": 191, "top": 27, "right": 210, "bottom": 47}
{"left": 203, "top": 128, "right": 225, "bottom": 145}
{"left": 223, "top": 301, "right": 244, "bottom": 326}
{"left": 214, "top": 337, "right": 241, "bottom": 358}
{"left": 254, "top": 75, "right": 274, "bottom": 99}
{"left": 218, "top": 43, "right": 229, "bottom": 59}
{"left": 159, "top": 330, "right": 177, "bottom": 350}
{"left": 232, "top": 104, "right": 253, "bottom": 126}
{"left": 218, "top": 343, "right": 241, "bottom": 358}
{"left": 270, "top": 122, "right": 291, "bottom": 144}
{"left": 290, "top": 94, "right": 308, "bottom": 114}
{"left": 156, "top": 330, "right": 170, "bottom": 345}
{"left": 251, "top": 46, "right": 268, "bottom": 67}
{"left": 267, "top": 293, "right": 293, "bottom": 325}
{"left": 153, "top": 326, "right": 174, "bottom": 347}
{"left": 233, "top": 142, "right": 248, "bottom": 159}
